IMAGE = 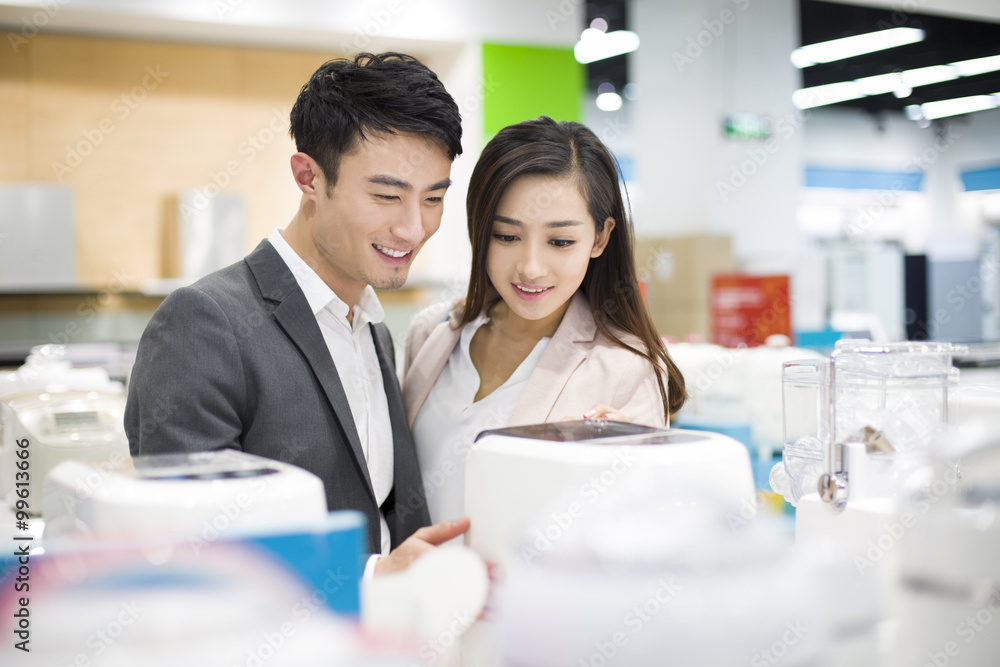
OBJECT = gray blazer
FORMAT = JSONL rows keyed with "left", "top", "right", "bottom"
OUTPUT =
{"left": 125, "top": 240, "right": 430, "bottom": 553}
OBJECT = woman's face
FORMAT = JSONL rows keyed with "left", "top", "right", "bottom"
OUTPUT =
{"left": 486, "top": 174, "right": 614, "bottom": 328}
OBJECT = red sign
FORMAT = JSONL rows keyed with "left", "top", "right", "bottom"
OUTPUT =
{"left": 711, "top": 274, "right": 791, "bottom": 348}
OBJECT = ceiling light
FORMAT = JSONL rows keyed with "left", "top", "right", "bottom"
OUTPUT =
{"left": 575, "top": 29, "right": 640, "bottom": 64}
{"left": 793, "top": 81, "right": 864, "bottom": 109}
{"left": 793, "top": 51, "right": 1000, "bottom": 110}
{"left": 916, "top": 94, "right": 1000, "bottom": 120}
{"left": 901, "top": 64, "right": 958, "bottom": 87}
{"left": 791, "top": 27, "right": 924, "bottom": 68}
{"left": 596, "top": 91, "right": 623, "bottom": 111}
{"left": 951, "top": 54, "right": 1000, "bottom": 77}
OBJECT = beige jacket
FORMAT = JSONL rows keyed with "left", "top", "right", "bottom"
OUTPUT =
{"left": 402, "top": 291, "right": 668, "bottom": 429}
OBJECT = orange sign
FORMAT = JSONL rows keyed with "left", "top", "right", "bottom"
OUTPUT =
{"left": 711, "top": 274, "right": 791, "bottom": 348}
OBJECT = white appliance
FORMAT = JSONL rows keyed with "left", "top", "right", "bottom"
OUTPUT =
{"left": 464, "top": 420, "right": 755, "bottom": 567}
{"left": 43, "top": 449, "right": 328, "bottom": 545}
{"left": 3, "top": 389, "right": 129, "bottom": 516}
{"left": 768, "top": 340, "right": 989, "bottom": 665}
{"left": 0, "top": 344, "right": 126, "bottom": 500}
{"left": 669, "top": 336, "right": 824, "bottom": 457}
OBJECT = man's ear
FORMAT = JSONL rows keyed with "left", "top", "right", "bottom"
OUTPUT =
{"left": 291, "top": 152, "right": 323, "bottom": 197}
{"left": 591, "top": 217, "right": 616, "bottom": 258}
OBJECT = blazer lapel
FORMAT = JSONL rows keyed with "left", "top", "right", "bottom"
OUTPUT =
{"left": 245, "top": 241, "right": 375, "bottom": 497}
{"left": 402, "top": 314, "right": 463, "bottom": 427}
{"left": 510, "top": 292, "right": 596, "bottom": 425}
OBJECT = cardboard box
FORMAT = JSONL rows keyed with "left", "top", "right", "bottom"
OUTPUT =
{"left": 634, "top": 235, "right": 735, "bottom": 303}
{"left": 646, "top": 297, "right": 712, "bottom": 342}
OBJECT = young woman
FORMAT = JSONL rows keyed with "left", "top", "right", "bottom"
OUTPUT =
{"left": 402, "top": 116, "right": 687, "bottom": 524}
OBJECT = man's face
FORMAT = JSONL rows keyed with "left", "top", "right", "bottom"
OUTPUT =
{"left": 308, "top": 132, "right": 453, "bottom": 300}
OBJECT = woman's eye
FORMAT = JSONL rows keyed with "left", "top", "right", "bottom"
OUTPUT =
{"left": 492, "top": 233, "right": 517, "bottom": 243}
{"left": 551, "top": 239, "right": 575, "bottom": 248}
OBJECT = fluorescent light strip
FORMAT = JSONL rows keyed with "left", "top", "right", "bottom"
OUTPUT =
{"left": 794, "top": 52, "right": 1000, "bottom": 110}
{"left": 792, "top": 27, "right": 924, "bottom": 68}
{"left": 907, "top": 94, "right": 1000, "bottom": 120}
{"left": 574, "top": 29, "right": 640, "bottom": 64}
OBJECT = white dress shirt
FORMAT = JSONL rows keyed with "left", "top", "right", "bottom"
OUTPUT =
{"left": 412, "top": 312, "right": 549, "bottom": 524}
{"left": 269, "top": 229, "right": 393, "bottom": 559}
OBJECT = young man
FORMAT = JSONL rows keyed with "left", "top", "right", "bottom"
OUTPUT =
{"left": 125, "top": 53, "right": 467, "bottom": 575}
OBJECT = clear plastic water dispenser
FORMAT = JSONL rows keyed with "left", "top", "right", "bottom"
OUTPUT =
{"left": 770, "top": 340, "right": 962, "bottom": 509}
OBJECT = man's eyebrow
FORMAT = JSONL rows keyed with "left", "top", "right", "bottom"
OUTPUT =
{"left": 494, "top": 215, "right": 584, "bottom": 228}
{"left": 368, "top": 175, "right": 452, "bottom": 192}
{"left": 369, "top": 174, "right": 410, "bottom": 189}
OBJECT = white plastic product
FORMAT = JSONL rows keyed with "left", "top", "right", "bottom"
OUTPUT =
{"left": 670, "top": 337, "right": 823, "bottom": 457}
{"left": 892, "top": 425, "right": 1000, "bottom": 667}
{"left": 496, "top": 466, "right": 832, "bottom": 667}
{"left": 0, "top": 344, "right": 125, "bottom": 499}
{"left": 3, "top": 389, "right": 128, "bottom": 515}
{"left": 42, "top": 450, "right": 328, "bottom": 545}
{"left": 464, "top": 420, "right": 755, "bottom": 567}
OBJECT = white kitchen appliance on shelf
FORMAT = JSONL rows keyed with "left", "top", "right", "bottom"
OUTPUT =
{"left": 42, "top": 449, "right": 328, "bottom": 544}
{"left": 0, "top": 344, "right": 126, "bottom": 501}
{"left": 891, "top": 425, "right": 1000, "bottom": 667}
{"left": 768, "top": 340, "right": 968, "bottom": 665}
{"left": 3, "top": 389, "right": 129, "bottom": 517}
{"left": 465, "top": 420, "right": 755, "bottom": 567}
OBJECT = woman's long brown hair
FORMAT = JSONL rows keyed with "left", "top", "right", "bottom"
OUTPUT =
{"left": 460, "top": 116, "right": 687, "bottom": 419}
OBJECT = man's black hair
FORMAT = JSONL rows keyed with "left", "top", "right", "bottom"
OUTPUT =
{"left": 289, "top": 52, "right": 463, "bottom": 186}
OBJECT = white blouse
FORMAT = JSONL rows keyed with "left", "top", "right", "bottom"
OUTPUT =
{"left": 412, "top": 312, "right": 549, "bottom": 524}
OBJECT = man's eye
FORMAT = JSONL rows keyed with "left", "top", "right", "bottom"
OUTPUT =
{"left": 425, "top": 196, "right": 443, "bottom": 204}
{"left": 376, "top": 194, "right": 399, "bottom": 201}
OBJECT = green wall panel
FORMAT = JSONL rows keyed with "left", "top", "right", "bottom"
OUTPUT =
{"left": 482, "top": 43, "right": 583, "bottom": 138}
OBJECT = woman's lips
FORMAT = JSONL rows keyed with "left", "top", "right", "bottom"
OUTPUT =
{"left": 512, "top": 283, "right": 553, "bottom": 301}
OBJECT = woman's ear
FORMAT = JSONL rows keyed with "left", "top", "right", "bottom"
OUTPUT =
{"left": 290, "top": 152, "right": 323, "bottom": 197}
{"left": 591, "top": 217, "right": 616, "bottom": 258}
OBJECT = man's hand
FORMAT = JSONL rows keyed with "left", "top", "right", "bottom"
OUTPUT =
{"left": 373, "top": 517, "right": 471, "bottom": 576}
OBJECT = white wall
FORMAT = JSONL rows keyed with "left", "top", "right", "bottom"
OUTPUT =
{"left": 800, "top": 106, "right": 1000, "bottom": 257}
{"left": 630, "top": 0, "right": 804, "bottom": 274}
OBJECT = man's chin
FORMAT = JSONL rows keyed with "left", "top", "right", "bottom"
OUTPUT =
{"left": 370, "top": 274, "right": 409, "bottom": 291}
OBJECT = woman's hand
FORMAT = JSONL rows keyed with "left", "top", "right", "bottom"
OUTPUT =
{"left": 561, "top": 404, "right": 631, "bottom": 422}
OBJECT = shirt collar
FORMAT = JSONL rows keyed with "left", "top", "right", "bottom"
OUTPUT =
{"left": 268, "top": 229, "right": 384, "bottom": 327}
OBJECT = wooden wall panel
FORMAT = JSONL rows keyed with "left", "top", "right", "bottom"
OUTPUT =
{"left": 0, "top": 33, "right": 346, "bottom": 285}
